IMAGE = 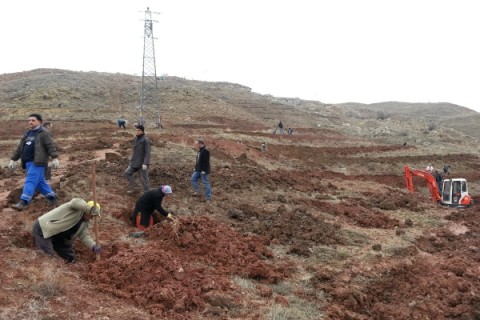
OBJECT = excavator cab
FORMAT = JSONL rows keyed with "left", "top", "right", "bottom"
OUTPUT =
{"left": 441, "top": 178, "right": 471, "bottom": 207}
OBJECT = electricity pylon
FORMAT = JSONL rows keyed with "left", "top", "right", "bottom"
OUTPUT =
{"left": 138, "top": 7, "right": 161, "bottom": 128}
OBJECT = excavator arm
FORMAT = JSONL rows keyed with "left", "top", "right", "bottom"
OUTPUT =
{"left": 404, "top": 166, "right": 442, "bottom": 203}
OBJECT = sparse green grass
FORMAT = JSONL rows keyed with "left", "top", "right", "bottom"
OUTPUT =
{"left": 272, "top": 282, "right": 292, "bottom": 296}
{"left": 336, "top": 249, "right": 351, "bottom": 260}
{"left": 388, "top": 209, "right": 446, "bottom": 228}
{"left": 266, "top": 296, "right": 323, "bottom": 320}
{"left": 340, "top": 229, "right": 370, "bottom": 246}
{"left": 232, "top": 276, "right": 255, "bottom": 290}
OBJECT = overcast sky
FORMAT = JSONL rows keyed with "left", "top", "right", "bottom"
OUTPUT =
{"left": 1, "top": 0, "right": 479, "bottom": 112}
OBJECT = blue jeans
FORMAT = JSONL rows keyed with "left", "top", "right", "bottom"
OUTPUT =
{"left": 21, "top": 162, "right": 56, "bottom": 203}
{"left": 191, "top": 171, "right": 212, "bottom": 200}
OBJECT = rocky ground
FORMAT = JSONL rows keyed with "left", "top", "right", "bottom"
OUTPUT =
{"left": 1, "top": 67, "right": 480, "bottom": 320}
{"left": 0, "top": 113, "right": 480, "bottom": 320}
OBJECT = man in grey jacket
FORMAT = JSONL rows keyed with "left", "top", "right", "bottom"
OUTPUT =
{"left": 32, "top": 198, "right": 102, "bottom": 263}
{"left": 124, "top": 125, "right": 151, "bottom": 194}
{"left": 9, "top": 113, "right": 60, "bottom": 210}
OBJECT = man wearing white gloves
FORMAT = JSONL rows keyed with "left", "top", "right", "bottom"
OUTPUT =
{"left": 9, "top": 113, "right": 60, "bottom": 210}
{"left": 124, "top": 124, "right": 151, "bottom": 194}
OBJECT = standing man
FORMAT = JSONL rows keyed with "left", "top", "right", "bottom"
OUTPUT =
{"left": 32, "top": 198, "right": 102, "bottom": 263}
{"left": 9, "top": 113, "right": 60, "bottom": 210}
{"left": 278, "top": 120, "right": 285, "bottom": 134}
{"left": 131, "top": 185, "right": 174, "bottom": 230}
{"left": 124, "top": 125, "right": 151, "bottom": 194}
{"left": 273, "top": 120, "right": 284, "bottom": 134}
{"left": 191, "top": 139, "right": 212, "bottom": 201}
{"left": 434, "top": 170, "right": 443, "bottom": 194}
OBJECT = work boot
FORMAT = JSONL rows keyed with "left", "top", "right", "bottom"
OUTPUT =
{"left": 11, "top": 200, "right": 29, "bottom": 211}
{"left": 46, "top": 197, "right": 57, "bottom": 208}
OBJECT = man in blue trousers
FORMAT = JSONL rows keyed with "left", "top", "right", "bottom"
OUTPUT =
{"left": 191, "top": 138, "right": 212, "bottom": 201}
{"left": 9, "top": 113, "right": 60, "bottom": 210}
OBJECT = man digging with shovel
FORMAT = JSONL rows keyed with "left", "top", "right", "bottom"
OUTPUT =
{"left": 32, "top": 198, "right": 102, "bottom": 263}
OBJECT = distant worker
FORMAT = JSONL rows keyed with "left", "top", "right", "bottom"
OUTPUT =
{"left": 9, "top": 113, "right": 60, "bottom": 210}
{"left": 443, "top": 164, "right": 451, "bottom": 176}
{"left": 32, "top": 198, "right": 102, "bottom": 263}
{"left": 425, "top": 163, "right": 434, "bottom": 174}
{"left": 131, "top": 185, "right": 174, "bottom": 230}
{"left": 117, "top": 119, "right": 127, "bottom": 129}
{"left": 273, "top": 120, "right": 285, "bottom": 134}
{"left": 124, "top": 125, "right": 151, "bottom": 194}
{"left": 191, "top": 139, "right": 212, "bottom": 201}
{"left": 261, "top": 142, "right": 268, "bottom": 152}
{"left": 434, "top": 170, "right": 443, "bottom": 194}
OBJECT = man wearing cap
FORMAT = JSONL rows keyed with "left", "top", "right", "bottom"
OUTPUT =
{"left": 124, "top": 124, "right": 151, "bottom": 194}
{"left": 131, "top": 185, "right": 174, "bottom": 230}
{"left": 9, "top": 113, "right": 60, "bottom": 210}
{"left": 32, "top": 198, "right": 102, "bottom": 263}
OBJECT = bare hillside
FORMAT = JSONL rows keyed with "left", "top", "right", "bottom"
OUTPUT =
{"left": 1, "top": 69, "right": 480, "bottom": 319}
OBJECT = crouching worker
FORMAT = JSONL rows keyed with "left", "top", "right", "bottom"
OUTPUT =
{"left": 131, "top": 185, "right": 174, "bottom": 230}
{"left": 32, "top": 198, "right": 102, "bottom": 263}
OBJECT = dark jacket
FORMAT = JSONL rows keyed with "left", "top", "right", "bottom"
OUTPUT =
{"left": 11, "top": 127, "right": 59, "bottom": 169}
{"left": 195, "top": 146, "right": 210, "bottom": 174}
{"left": 131, "top": 189, "right": 168, "bottom": 219}
{"left": 129, "top": 134, "right": 151, "bottom": 168}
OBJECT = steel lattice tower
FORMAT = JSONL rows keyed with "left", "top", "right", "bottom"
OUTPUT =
{"left": 139, "top": 7, "right": 161, "bottom": 128}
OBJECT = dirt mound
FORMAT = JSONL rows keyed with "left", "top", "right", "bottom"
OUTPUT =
{"left": 88, "top": 216, "right": 292, "bottom": 318}
{"left": 228, "top": 203, "right": 346, "bottom": 257}
{"left": 319, "top": 201, "right": 400, "bottom": 229}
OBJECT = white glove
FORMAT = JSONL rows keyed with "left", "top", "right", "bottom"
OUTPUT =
{"left": 201, "top": 171, "right": 206, "bottom": 175}
{"left": 52, "top": 158, "right": 60, "bottom": 169}
{"left": 142, "top": 164, "right": 148, "bottom": 171}
{"left": 8, "top": 160, "right": 16, "bottom": 169}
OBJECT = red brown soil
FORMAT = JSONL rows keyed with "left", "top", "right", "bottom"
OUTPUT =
{"left": 1, "top": 119, "right": 480, "bottom": 319}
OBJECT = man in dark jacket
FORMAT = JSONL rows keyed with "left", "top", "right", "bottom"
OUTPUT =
{"left": 124, "top": 125, "right": 151, "bottom": 194}
{"left": 191, "top": 139, "right": 212, "bottom": 200}
{"left": 131, "top": 185, "right": 174, "bottom": 230}
{"left": 117, "top": 119, "right": 126, "bottom": 129}
{"left": 9, "top": 113, "right": 60, "bottom": 210}
{"left": 33, "top": 198, "right": 102, "bottom": 263}
{"left": 434, "top": 170, "right": 443, "bottom": 194}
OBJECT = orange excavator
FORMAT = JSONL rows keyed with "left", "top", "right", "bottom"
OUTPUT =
{"left": 404, "top": 165, "right": 473, "bottom": 208}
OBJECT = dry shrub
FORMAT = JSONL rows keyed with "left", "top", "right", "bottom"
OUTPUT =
{"left": 33, "top": 268, "right": 66, "bottom": 299}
